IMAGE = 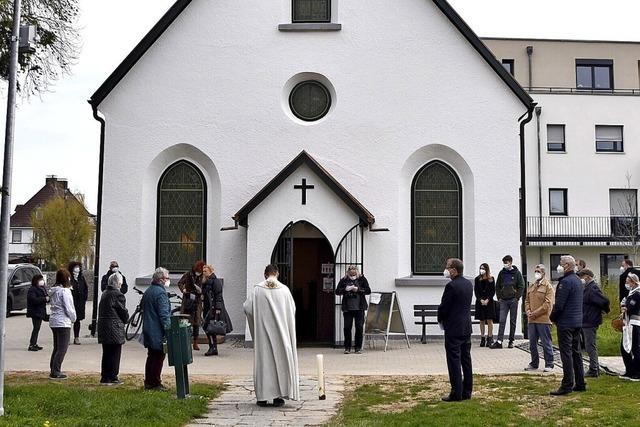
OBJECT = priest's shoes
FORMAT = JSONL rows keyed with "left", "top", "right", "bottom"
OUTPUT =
{"left": 256, "top": 401, "right": 268, "bottom": 407}
{"left": 273, "top": 398, "right": 285, "bottom": 407}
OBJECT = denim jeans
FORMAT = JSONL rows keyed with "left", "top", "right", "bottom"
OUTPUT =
{"left": 497, "top": 298, "right": 518, "bottom": 342}
{"left": 528, "top": 323, "right": 554, "bottom": 368}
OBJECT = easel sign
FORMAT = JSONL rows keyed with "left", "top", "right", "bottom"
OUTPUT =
{"left": 364, "top": 291, "right": 410, "bottom": 352}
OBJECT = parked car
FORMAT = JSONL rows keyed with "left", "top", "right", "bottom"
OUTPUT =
{"left": 7, "top": 264, "right": 43, "bottom": 315}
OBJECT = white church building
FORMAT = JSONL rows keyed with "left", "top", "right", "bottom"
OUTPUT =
{"left": 89, "top": 0, "right": 535, "bottom": 344}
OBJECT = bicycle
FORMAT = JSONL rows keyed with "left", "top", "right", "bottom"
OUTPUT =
{"left": 125, "top": 286, "right": 183, "bottom": 341}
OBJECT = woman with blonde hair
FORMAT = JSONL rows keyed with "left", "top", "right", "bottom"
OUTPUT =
{"left": 524, "top": 264, "right": 555, "bottom": 372}
{"left": 202, "top": 265, "right": 233, "bottom": 356}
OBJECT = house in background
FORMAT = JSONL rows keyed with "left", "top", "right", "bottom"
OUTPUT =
{"left": 9, "top": 175, "right": 96, "bottom": 270}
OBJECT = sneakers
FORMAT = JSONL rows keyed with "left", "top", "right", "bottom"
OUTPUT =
{"left": 355, "top": 349, "right": 362, "bottom": 354}
{"left": 524, "top": 364, "right": 538, "bottom": 371}
{"left": 508, "top": 340, "right": 514, "bottom": 349}
{"left": 480, "top": 337, "right": 486, "bottom": 347}
{"left": 49, "top": 373, "right": 68, "bottom": 380}
{"left": 73, "top": 337, "right": 81, "bottom": 345}
{"left": 344, "top": 349, "right": 351, "bottom": 354}
{"left": 489, "top": 341, "right": 503, "bottom": 349}
{"left": 543, "top": 366, "right": 555, "bottom": 373}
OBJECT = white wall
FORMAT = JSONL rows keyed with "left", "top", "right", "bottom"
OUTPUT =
{"left": 97, "top": 0, "right": 528, "bottom": 336}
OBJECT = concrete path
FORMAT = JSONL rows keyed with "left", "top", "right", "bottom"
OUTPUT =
{"left": 187, "top": 377, "right": 344, "bottom": 427}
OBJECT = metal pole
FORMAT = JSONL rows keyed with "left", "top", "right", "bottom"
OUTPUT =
{"left": 0, "top": 0, "right": 23, "bottom": 416}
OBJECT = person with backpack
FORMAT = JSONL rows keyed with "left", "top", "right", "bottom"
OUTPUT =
{"left": 490, "top": 255, "right": 525, "bottom": 349}
{"left": 577, "top": 269, "right": 610, "bottom": 377}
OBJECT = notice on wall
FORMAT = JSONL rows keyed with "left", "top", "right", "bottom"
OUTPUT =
{"left": 321, "top": 263, "right": 334, "bottom": 275}
{"left": 323, "top": 277, "right": 334, "bottom": 292}
{"left": 369, "top": 293, "right": 382, "bottom": 305}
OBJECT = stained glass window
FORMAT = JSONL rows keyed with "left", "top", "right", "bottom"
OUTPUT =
{"left": 412, "top": 162, "right": 462, "bottom": 275}
{"left": 293, "top": 0, "right": 330, "bottom": 23}
{"left": 289, "top": 81, "right": 331, "bottom": 121}
{"left": 157, "top": 161, "right": 206, "bottom": 272}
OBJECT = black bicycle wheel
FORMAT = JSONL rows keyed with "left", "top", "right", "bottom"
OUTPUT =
{"left": 125, "top": 308, "right": 143, "bottom": 341}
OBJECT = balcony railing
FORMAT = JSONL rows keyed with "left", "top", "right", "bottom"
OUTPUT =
{"left": 526, "top": 216, "right": 639, "bottom": 242}
{"left": 528, "top": 87, "right": 640, "bottom": 96}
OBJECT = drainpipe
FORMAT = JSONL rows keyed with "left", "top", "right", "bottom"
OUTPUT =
{"left": 519, "top": 102, "right": 537, "bottom": 339}
{"left": 88, "top": 103, "right": 106, "bottom": 337}
{"left": 526, "top": 46, "right": 533, "bottom": 91}
{"left": 535, "top": 106, "right": 543, "bottom": 264}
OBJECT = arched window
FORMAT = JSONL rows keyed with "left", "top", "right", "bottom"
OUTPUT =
{"left": 157, "top": 161, "right": 206, "bottom": 272}
{"left": 412, "top": 161, "right": 462, "bottom": 275}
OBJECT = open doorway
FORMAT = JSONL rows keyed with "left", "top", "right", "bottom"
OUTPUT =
{"left": 271, "top": 221, "right": 335, "bottom": 345}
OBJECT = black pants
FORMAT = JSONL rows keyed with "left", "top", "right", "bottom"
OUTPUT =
{"left": 73, "top": 320, "right": 81, "bottom": 339}
{"left": 101, "top": 343, "right": 123, "bottom": 382}
{"left": 50, "top": 327, "right": 70, "bottom": 376}
{"left": 557, "top": 327, "right": 585, "bottom": 390}
{"left": 444, "top": 334, "right": 473, "bottom": 400}
{"left": 621, "top": 324, "right": 640, "bottom": 377}
{"left": 30, "top": 318, "right": 42, "bottom": 346}
{"left": 192, "top": 324, "right": 199, "bottom": 339}
{"left": 144, "top": 348, "right": 166, "bottom": 388}
{"left": 343, "top": 310, "right": 365, "bottom": 351}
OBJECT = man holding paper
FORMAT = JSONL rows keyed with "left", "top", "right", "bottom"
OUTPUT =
{"left": 438, "top": 258, "right": 473, "bottom": 402}
{"left": 336, "top": 266, "right": 372, "bottom": 354}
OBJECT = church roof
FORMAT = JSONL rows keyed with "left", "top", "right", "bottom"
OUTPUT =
{"left": 88, "top": 0, "right": 533, "bottom": 108}
{"left": 233, "top": 151, "right": 375, "bottom": 227}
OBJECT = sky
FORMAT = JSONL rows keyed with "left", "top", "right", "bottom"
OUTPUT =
{"left": 1, "top": 0, "right": 639, "bottom": 214}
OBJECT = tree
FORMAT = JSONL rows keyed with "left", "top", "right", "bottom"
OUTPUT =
{"left": 612, "top": 172, "right": 640, "bottom": 261}
{"left": 30, "top": 194, "right": 93, "bottom": 270}
{"left": 0, "top": 0, "right": 80, "bottom": 96}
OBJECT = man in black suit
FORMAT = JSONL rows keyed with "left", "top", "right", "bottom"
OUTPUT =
{"left": 438, "top": 258, "right": 473, "bottom": 402}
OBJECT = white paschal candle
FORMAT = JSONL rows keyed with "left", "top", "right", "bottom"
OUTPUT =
{"left": 317, "top": 354, "right": 326, "bottom": 400}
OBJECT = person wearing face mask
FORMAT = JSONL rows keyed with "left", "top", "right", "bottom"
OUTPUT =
{"left": 202, "top": 264, "right": 233, "bottom": 356}
{"left": 474, "top": 263, "right": 496, "bottom": 347}
{"left": 68, "top": 261, "right": 88, "bottom": 345}
{"left": 142, "top": 267, "right": 172, "bottom": 391}
{"left": 335, "top": 266, "right": 372, "bottom": 354}
{"left": 27, "top": 274, "right": 49, "bottom": 351}
{"left": 619, "top": 273, "right": 640, "bottom": 381}
{"left": 524, "top": 265, "right": 555, "bottom": 373}
{"left": 549, "top": 255, "right": 585, "bottom": 395}
{"left": 97, "top": 272, "right": 129, "bottom": 385}
{"left": 178, "top": 260, "right": 205, "bottom": 351}
{"left": 490, "top": 255, "right": 525, "bottom": 349}
{"left": 619, "top": 259, "right": 640, "bottom": 303}
{"left": 100, "top": 261, "right": 129, "bottom": 295}
{"left": 577, "top": 269, "right": 610, "bottom": 378}
{"left": 438, "top": 258, "right": 473, "bottom": 402}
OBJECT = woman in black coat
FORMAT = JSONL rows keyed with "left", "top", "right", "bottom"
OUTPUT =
{"left": 474, "top": 263, "right": 496, "bottom": 347}
{"left": 202, "top": 265, "right": 233, "bottom": 356}
{"left": 335, "top": 266, "right": 371, "bottom": 354}
{"left": 97, "top": 272, "right": 129, "bottom": 385}
{"left": 68, "top": 261, "right": 88, "bottom": 345}
{"left": 26, "top": 274, "right": 48, "bottom": 351}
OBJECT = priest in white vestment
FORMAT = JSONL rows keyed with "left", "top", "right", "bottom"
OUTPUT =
{"left": 243, "top": 264, "right": 300, "bottom": 406}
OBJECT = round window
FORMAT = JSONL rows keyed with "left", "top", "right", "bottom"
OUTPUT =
{"left": 289, "top": 80, "right": 331, "bottom": 122}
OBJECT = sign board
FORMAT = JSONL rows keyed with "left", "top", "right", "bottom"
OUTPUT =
{"left": 321, "top": 263, "right": 334, "bottom": 275}
{"left": 364, "top": 291, "right": 410, "bottom": 351}
{"left": 322, "top": 277, "right": 333, "bottom": 292}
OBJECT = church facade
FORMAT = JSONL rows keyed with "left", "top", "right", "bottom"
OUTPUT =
{"left": 90, "top": 0, "right": 534, "bottom": 342}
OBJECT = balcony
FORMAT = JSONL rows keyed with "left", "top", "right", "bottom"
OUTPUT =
{"left": 526, "top": 216, "right": 639, "bottom": 243}
{"left": 527, "top": 87, "right": 640, "bottom": 96}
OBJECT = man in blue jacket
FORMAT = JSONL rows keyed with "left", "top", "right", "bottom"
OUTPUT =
{"left": 549, "top": 255, "right": 585, "bottom": 395}
{"left": 142, "top": 267, "right": 172, "bottom": 391}
{"left": 438, "top": 258, "right": 473, "bottom": 402}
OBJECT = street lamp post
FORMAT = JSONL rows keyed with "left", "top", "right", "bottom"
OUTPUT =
{"left": 0, "top": 0, "right": 23, "bottom": 416}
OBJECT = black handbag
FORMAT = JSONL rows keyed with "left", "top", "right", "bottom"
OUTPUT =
{"left": 205, "top": 312, "right": 227, "bottom": 336}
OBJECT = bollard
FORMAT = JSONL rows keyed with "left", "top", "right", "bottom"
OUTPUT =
{"left": 317, "top": 354, "right": 326, "bottom": 400}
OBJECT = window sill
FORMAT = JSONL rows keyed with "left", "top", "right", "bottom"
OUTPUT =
{"left": 278, "top": 23, "right": 342, "bottom": 32}
{"left": 595, "top": 151, "right": 625, "bottom": 154}
{"left": 547, "top": 151, "right": 566, "bottom": 154}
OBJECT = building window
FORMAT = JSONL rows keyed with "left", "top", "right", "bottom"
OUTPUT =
{"left": 550, "top": 254, "right": 563, "bottom": 281}
{"left": 501, "top": 59, "right": 514, "bottom": 76}
{"left": 289, "top": 80, "right": 331, "bottom": 122}
{"left": 596, "top": 125, "right": 623, "bottom": 153}
{"left": 412, "top": 161, "right": 462, "bottom": 275}
{"left": 549, "top": 189, "right": 568, "bottom": 216}
{"left": 576, "top": 59, "right": 613, "bottom": 90}
{"left": 547, "top": 124, "right": 566, "bottom": 152}
{"left": 610, "top": 189, "right": 638, "bottom": 237}
{"left": 11, "top": 230, "right": 21, "bottom": 243}
{"left": 292, "top": 0, "right": 330, "bottom": 23}
{"left": 600, "top": 254, "right": 627, "bottom": 284}
{"left": 157, "top": 161, "right": 206, "bottom": 273}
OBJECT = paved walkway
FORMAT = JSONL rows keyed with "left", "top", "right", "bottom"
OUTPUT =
{"left": 187, "top": 377, "right": 344, "bottom": 427}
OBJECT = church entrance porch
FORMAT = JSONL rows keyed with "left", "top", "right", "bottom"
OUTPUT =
{"left": 272, "top": 221, "right": 335, "bottom": 346}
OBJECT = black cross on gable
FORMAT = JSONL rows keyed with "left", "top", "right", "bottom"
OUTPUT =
{"left": 294, "top": 178, "right": 314, "bottom": 205}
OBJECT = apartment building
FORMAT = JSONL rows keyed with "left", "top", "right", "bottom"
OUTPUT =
{"left": 484, "top": 37, "right": 640, "bottom": 284}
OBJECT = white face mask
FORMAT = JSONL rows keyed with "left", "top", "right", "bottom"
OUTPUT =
{"left": 443, "top": 269, "right": 451, "bottom": 279}
{"left": 195, "top": 272, "right": 202, "bottom": 277}
{"left": 504, "top": 264, "right": 511, "bottom": 269}
{"left": 621, "top": 266, "right": 627, "bottom": 273}
{"left": 625, "top": 283, "right": 632, "bottom": 291}
{"left": 574, "top": 266, "right": 579, "bottom": 273}
{"left": 38, "top": 280, "right": 45, "bottom": 287}
{"left": 534, "top": 272, "right": 542, "bottom": 281}
{"left": 111, "top": 267, "right": 119, "bottom": 273}
{"left": 349, "top": 275, "right": 357, "bottom": 280}
{"left": 479, "top": 269, "right": 486, "bottom": 276}
{"left": 164, "top": 279, "right": 171, "bottom": 288}
{"left": 73, "top": 267, "right": 80, "bottom": 274}
{"left": 556, "top": 265, "right": 565, "bottom": 275}
{"left": 580, "top": 279, "right": 586, "bottom": 285}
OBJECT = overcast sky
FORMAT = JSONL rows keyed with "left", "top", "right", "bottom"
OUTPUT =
{"left": 1, "top": 0, "right": 639, "bottom": 214}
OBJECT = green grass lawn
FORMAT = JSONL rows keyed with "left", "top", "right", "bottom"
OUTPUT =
{"left": 330, "top": 374, "right": 640, "bottom": 426}
{"left": 550, "top": 281, "right": 621, "bottom": 357}
{"left": 0, "top": 373, "right": 223, "bottom": 427}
